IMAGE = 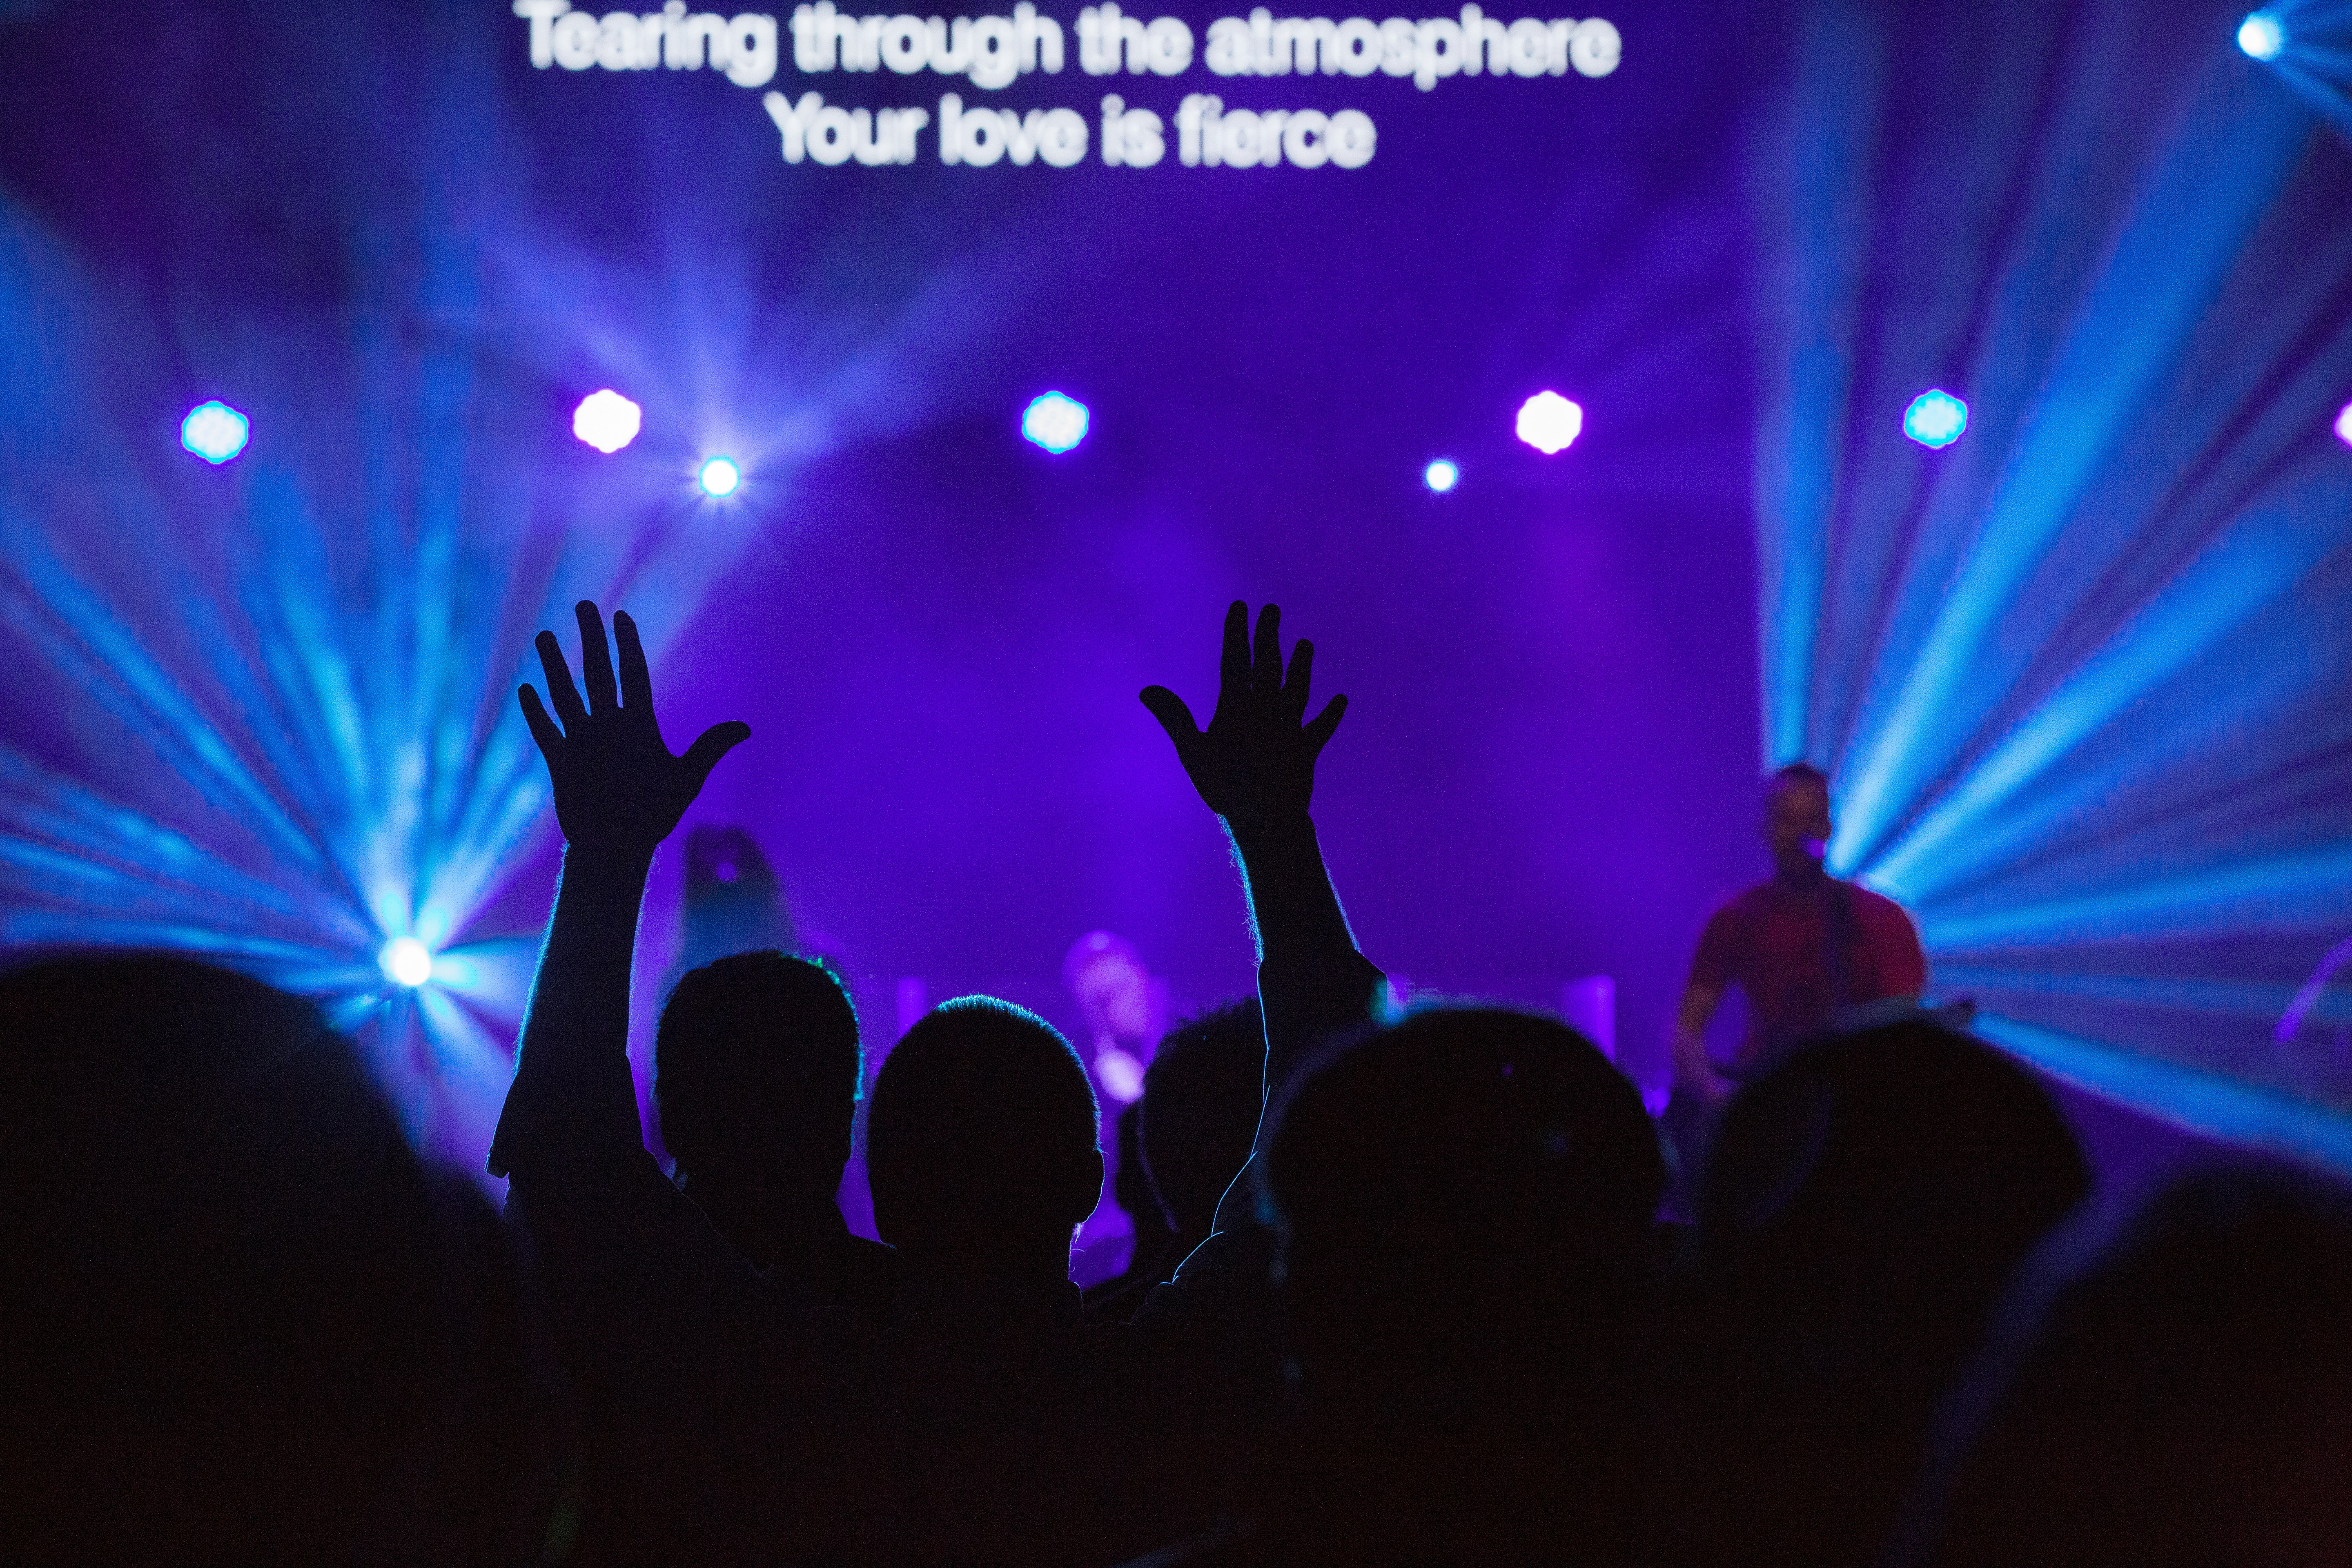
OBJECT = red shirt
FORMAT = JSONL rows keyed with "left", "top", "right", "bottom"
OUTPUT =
{"left": 1690, "top": 878, "right": 1927, "bottom": 1074}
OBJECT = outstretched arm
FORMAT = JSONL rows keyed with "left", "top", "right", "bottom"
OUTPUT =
{"left": 486, "top": 601, "right": 748, "bottom": 1185}
{"left": 1141, "top": 601, "right": 1383, "bottom": 1231}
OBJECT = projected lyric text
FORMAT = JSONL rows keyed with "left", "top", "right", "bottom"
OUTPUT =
{"left": 512, "top": 0, "right": 1621, "bottom": 169}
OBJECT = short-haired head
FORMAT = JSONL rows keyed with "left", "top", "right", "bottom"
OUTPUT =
{"left": 1140, "top": 998, "right": 1265, "bottom": 1236}
{"left": 1262, "top": 1007, "right": 1665, "bottom": 1405}
{"left": 1769, "top": 760, "right": 1830, "bottom": 798}
{"left": 656, "top": 950, "right": 862, "bottom": 1193}
{"left": 865, "top": 996, "right": 1102, "bottom": 1267}
{"left": 1701, "top": 1020, "right": 2089, "bottom": 1382}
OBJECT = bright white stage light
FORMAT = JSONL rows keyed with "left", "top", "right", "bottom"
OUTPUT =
{"left": 1424, "top": 458, "right": 1460, "bottom": 492}
{"left": 698, "top": 456, "right": 742, "bottom": 497}
{"left": 2335, "top": 399, "right": 2352, "bottom": 449}
{"left": 180, "top": 401, "right": 250, "bottom": 464}
{"left": 1022, "top": 391, "right": 1089, "bottom": 454}
{"left": 1515, "top": 392, "right": 1583, "bottom": 455}
{"left": 381, "top": 935, "right": 433, "bottom": 989}
{"left": 2238, "top": 11, "right": 2284, "bottom": 59}
{"left": 1904, "top": 389, "right": 1969, "bottom": 448}
{"left": 572, "top": 390, "right": 641, "bottom": 453}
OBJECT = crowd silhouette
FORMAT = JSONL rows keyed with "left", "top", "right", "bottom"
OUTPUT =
{"left": 5, "top": 597, "right": 2348, "bottom": 1566}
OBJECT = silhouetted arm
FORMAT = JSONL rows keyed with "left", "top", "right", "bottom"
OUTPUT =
{"left": 1142, "top": 601, "right": 1383, "bottom": 1236}
{"left": 486, "top": 601, "right": 748, "bottom": 1192}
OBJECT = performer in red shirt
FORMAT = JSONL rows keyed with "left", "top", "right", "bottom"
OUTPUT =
{"left": 1672, "top": 763, "right": 1927, "bottom": 1111}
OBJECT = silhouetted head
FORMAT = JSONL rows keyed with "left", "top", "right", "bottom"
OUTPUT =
{"left": 656, "top": 950, "right": 861, "bottom": 1198}
{"left": 1, "top": 953, "right": 561, "bottom": 1564}
{"left": 865, "top": 996, "right": 1102, "bottom": 1274}
{"left": 1905, "top": 1162, "right": 2352, "bottom": 1568}
{"left": 1701, "top": 1020, "right": 2089, "bottom": 1402}
{"left": 1763, "top": 762, "right": 1833, "bottom": 883}
{"left": 1140, "top": 997, "right": 1265, "bottom": 1237}
{"left": 1262, "top": 1007, "right": 1665, "bottom": 1421}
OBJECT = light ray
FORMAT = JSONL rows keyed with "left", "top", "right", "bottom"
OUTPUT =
{"left": 1974, "top": 1013, "right": 2352, "bottom": 1177}
{"left": 1834, "top": 64, "right": 2313, "bottom": 866}
{"left": 1874, "top": 469, "right": 2352, "bottom": 894}
{"left": 1921, "top": 844, "right": 2352, "bottom": 949}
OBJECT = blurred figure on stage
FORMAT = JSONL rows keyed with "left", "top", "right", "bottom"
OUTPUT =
{"left": 1063, "top": 929, "right": 1171, "bottom": 1284}
{"left": 1670, "top": 763, "right": 1926, "bottom": 1114}
{"left": 1064, "top": 927, "right": 1169, "bottom": 1107}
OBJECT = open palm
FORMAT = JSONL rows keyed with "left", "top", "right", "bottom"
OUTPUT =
{"left": 1140, "top": 600, "right": 1346, "bottom": 829}
{"left": 519, "top": 601, "right": 749, "bottom": 854}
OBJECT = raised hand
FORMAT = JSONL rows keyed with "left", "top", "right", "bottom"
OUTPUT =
{"left": 519, "top": 601, "right": 750, "bottom": 855}
{"left": 1140, "top": 600, "right": 1346, "bottom": 831}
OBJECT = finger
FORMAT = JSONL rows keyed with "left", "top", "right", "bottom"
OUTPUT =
{"left": 1217, "top": 601, "right": 1250, "bottom": 702}
{"left": 518, "top": 684, "right": 563, "bottom": 759}
{"left": 1252, "top": 604, "right": 1285, "bottom": 695}
{"left": 1303, "top": 693, "right": 1348, "bottom": 756}
{"left": 576, "top": 601, "right": 618, "bottom": 716}
{"left": 614, "top": 610, "right": 654, "bottom": 717}
{"left": 1138, "top": 686, "right": 1203, "bottom": 749}
{"left": 679, "top": 720, "right": 752, "bottom": 794}
{"left": 536, "top": 629, "right": 588, "bottom": 731}
{"left": 1283, "top": 637, "right": 1317, "bottom": 721}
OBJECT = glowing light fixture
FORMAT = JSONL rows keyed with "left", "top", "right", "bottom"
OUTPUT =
{"left": 1423, "top": 458, "right": 1460, "bottom": 492}
{"left": 2238, "top": 11, "right": 2284, "bottom": 59}
{"left": 1903, "top": 389, "right": 1969, "bottom": 448}
{"left": 2335, "top": 398, "right": 2352, "bottom": 448}
{"left": 697, "top": 456, "right": 742, "bottom": 497}
{"left": 180, "top": 401, "right": 250, "bottom": 465}
{"left": 1515, "top": 391, "right": 1583, "bottom": 455}
{"left": 381, "top": 935, "right": 433, "bottom": 989}
{"left": 572, "top": 390, "right": 641, "bottom": 453}
{"left": 1022, "top": 391, "right": 1090, "bottom": 454}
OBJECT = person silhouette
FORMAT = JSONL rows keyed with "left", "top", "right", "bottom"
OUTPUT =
{"left": 1084, "top": 998, "right": 1265, "bottom": 1325}
{"left": 1124, "top": 601, "right": 1395, "bottom": 1548}
{"left": 1671, "top": 764, "right": 1928, "bottom": 1112}
{"left": 2, "top": 953, "right": 564, "bottom": 1566}
{"left": 485, "top": 600, "right": 786, "bottom": 1562}
{"left": 1137, "top": 601, "right": 1381, "bottom": 1232}
{"left": 844, "top": 994, "right": 1190, "bottom": 1565}
{"left": 656, "top": 949, "right": 896, "bottom": 1318}
{"left": 1682, "top": 1019, "right": 2090, "bottom": 1567}
{"left": 1140, "top": 1000, "right": 1266, "bottom": 1254}
{"left": 1248, "top": 1005, "right": 1672, "bottom": 1568}
{"left": 1897, "top": 1161, "right": 2352, "bottom": 1568}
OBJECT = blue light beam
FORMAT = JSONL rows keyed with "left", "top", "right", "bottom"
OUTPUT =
{"left": 1833, "top": 64, "right": 2312, "bottom": 869}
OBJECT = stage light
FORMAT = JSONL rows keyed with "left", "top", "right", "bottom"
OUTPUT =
{"left": 1902, "top": 389, "right": 1969, "bottom": 448}
{"left": 697, "top": 455, "right": 742, "bottom": 497}
{"left": 1515, "top": 391, "right": 1583, "bottom": 455}
{"left": 1424, "top": 458, "right": 1459, "bottom": 492}
{"left": 2238, "top": 11, "right": 2284, "bottom": 60}
{"left": 179, "top": 401, "right": 249, "bottom": 464}
{"left": 572, "top": 389, "right": 641, "bottom": 453}
{"left": 380, "top": 935, "right": 433, "bottom": 988}
{"left": 2336, "top": 399, "right": 2352, "bottom": 448}
{"left": 1022, "top": 391, "right": 1089, "bottom": 454}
